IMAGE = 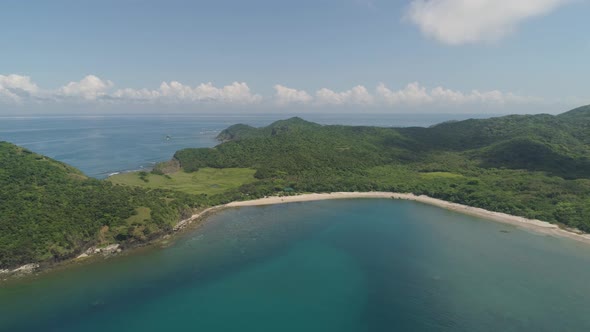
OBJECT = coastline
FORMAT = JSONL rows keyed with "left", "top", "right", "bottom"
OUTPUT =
{"left": 178, "top": 192, "right": 590, "bottom": 245}
{"left": 4, "top": 191, "right": 590, "bottom": 281}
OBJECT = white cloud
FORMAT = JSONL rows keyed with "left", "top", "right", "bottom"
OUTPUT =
{"left": 0, "top": 73, "right": 547, "bottom": 109}
{"left": 58, "top": 75, "right": 114, "bottom": 100}
{"left": 0, "top": 75, "right": 262, "bottom": 105}
{"left": 113, "top": 81, "right": 262, "bottom": 104}
{"left": 0, "top": 74, "right": 39, "bottom": 102}
{"left": 273, "top": 85, "right": 313, "bottom": 105}
{"left": 112, "top": 87, "right": 160, "bottom": 101}
{"left": 376, "top": 82, "right": 538, "bottom": 105}
{"left": 407, "top": 0, "right": 572, "bottom": 45}
{"left": 377, "top": 82, "right": 432, "bottom": 105}
{"left": 315, "top": 85, "right": 374, "bottom": 105}
{"left": 215, "top": 82, "right": 262, "bottom": 104}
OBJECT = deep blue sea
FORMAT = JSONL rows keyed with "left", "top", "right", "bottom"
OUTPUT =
{"left": 2, "top": 113, "right": 590, "bottom": 331}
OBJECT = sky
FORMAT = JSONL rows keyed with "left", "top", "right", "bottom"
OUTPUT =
{"left": 1, "top": 0, "right": 589, "bottom": 114}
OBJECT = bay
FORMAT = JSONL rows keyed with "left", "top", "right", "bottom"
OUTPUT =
{"left": 2, "top": 199, "right": 590, "bottom": 331}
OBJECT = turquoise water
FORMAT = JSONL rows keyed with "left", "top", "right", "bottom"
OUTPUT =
{"left": 2, "top": 199, "right": 590, "bottom": 331}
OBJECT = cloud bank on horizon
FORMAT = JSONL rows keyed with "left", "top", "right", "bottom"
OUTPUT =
{"left": 407, "top": 0, "right": 572, "bottom": 44}
{"left": 0, "top": 74, "right": 542, "bottom": 110}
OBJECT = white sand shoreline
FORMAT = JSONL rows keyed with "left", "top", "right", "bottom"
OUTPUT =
{"left": 4, "top": 192, "right": 587, "bottom": 279}
{"left": 175, "top": 192, "right": 590, "bottom": 245}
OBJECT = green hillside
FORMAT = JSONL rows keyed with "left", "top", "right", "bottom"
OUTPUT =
{"left": 0, "top": 142, "right": 202, "bottom": 269}
{"left": 174, "top": 107, "right": 590, "bottom": 231}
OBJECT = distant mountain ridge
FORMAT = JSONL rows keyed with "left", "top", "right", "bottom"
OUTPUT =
{"left": 214, "top": 108, "right": 590, "bottom": 179}
{"left": 218, "top": 106, "right": 590, "bottom": 178}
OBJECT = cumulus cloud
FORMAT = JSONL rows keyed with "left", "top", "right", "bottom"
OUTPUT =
{"left": 315, "top": 85, "right": 374, "bottom": 105}
{"left": 113, "top": 81, "right": 262, "bottom": 104}
{"left": 58, "top": 75, "right": 114, "bottom": 100}
{"left": 0, "top": 73, "right": 544, "bottom": 109}
{"left": 407, "top": 0, "right": 572, "bottom": 45}
{"left": 376, "top": 82, "right": 537, "bottom": 105}
{"left": 271, "top": 83, "right": 534, "bottom": 107}
{"left": 0, "top": 74, "right": 39, "bottom": 102}
{"left": 272, "top": 82, "right": 537, "bottom": 107}
{"left": 273, "top": 85, "right": 313, "bottom": 105}
{"left": 377, "top": 82, "right": 432, "bottom": 105}
{"left": 0, "top": 75, "right": 261, "bottom": 105}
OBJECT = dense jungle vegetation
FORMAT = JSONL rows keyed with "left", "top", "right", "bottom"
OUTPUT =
{"left": 175, "top": 105, "right": 590, "bottom": 231}
{"left": 0, "top": 143, "right": 211, "bottom": 269}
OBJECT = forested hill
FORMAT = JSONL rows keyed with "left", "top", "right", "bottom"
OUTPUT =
{"left": 175, "top": 106, "right": 590, "bottom": 231}
{"left": 0, "top": 142, "right": 200, "bottom": 269}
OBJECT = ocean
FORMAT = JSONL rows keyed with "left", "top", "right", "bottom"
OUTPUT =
{"left": 2, "top": 113, "right": 589, "bottom": 331}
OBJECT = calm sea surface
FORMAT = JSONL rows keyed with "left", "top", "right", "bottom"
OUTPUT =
{"left": 2, "top": 199, "right": 590, "bottom": 331}
{"left": 2, "top": 114, "right": 589, "bottom": 331}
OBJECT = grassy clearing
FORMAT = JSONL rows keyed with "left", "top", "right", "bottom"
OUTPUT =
{"left": 126, "top": 207, "right": 151, "bottom": 225}
{"left": 108, "top": 167, "right": 257, "bottom": 195}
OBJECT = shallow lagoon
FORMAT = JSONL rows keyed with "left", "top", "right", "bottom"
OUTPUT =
{"left": 2, "top": 199, "right": 590, "bottom": 331}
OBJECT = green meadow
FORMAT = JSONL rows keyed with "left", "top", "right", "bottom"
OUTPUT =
{"left": 108, "top": 167, "right": 257, "bottom": 195}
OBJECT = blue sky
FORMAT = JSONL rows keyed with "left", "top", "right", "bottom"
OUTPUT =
{"left": 1, "top": 0, "right": 589, "bottom": 114}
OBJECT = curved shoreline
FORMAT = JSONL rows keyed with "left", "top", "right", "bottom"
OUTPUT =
{"left": 177, "top": 192, "right": 590, "bottom": 245}
{"left": 4, "top": 191, "right": 589, "bottom": 281}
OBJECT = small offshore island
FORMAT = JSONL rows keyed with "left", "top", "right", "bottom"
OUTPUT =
{"left": 1, "top": 105, "right": 590, "bottom": 277}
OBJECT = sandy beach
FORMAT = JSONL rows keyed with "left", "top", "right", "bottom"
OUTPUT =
{"left": 4, "top": 191, "right": 587, "bottom": 278}
{"left": 176, "top": 192, "right": 590, "bottom": 245}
